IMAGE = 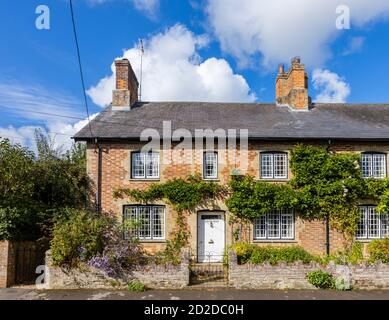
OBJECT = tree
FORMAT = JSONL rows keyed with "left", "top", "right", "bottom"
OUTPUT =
{"left": 0, "top": 132, "right": 91, "bottom": 241}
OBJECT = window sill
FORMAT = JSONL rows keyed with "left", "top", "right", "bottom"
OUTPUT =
{"left": 362, "top": 177, "right": 386, "bottom": 180}
{"left": 356, "top": 239, "right": 381, "bottom": 243}
{"left": 129, "top": 179, "right": 160, "bottom": 182}
{"left": 203, "top": 178, "right": 220, "bottom": 181}
{"left": 138, "top": 240, "right": 166, "bottom": 243}
{"left": 253, "top": 239, "right": 297, "bottom": 243}
{"left": 258, "top": 179, "right": 289, "bottom": 182}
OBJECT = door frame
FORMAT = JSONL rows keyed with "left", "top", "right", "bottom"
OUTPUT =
{"left": 196, "top": 210, "right": 226, "bottom": 263}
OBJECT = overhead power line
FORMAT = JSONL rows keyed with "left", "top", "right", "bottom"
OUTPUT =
{"left": 69, "top": 0, "right": 94, "bottom": 139}
{"left": 1, "top": 105, "right": 171, "bottom": 132}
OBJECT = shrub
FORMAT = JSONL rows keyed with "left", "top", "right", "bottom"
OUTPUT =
{"left": 87, "top": 235, "right": 144, "bottom": 277}
{"left": 368, "top": 238, "right": 389, "bottom": 263}
{"left": 231, "top": 242, "right": 256, "bottom": 264}
{"left": 229, "top": 242, "right": 317, "bottom": 265}
{"left": 127, "top": 280, "right": 146, "bottom": 292}
{"left": 335, "top": 276, "right": 352, "bottom": 291}
{"left": 50, "top": 209, "right": 114, "bottom": 267}
{"left": 322, "top": 241, "right": 364, "bottom": 265}
{"left": 306, "top": 270, "right": 335, "bottom": 289}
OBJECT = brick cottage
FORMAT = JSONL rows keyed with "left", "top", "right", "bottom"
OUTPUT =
{"left": 74, "top": 57, "right": 389, "bottom": 261}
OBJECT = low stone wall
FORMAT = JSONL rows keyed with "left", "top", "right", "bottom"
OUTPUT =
{"left": 329, "top": 262, "right": 389, "bottom": 290}
{"left": 228, "top": 251, "right": 389, "bottom": 290}
{"left": 43, "top": 250, "right": 190, "bottom": 290}
{"left": 228, "top": 250, "right": 318, "bottom": 289}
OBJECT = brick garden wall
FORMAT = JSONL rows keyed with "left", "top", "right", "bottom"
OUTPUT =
{"left": 0, "top": 241, "right": 15, "bottom": 288}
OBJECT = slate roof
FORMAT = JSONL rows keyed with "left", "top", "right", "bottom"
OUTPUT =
{"left": 73, "top": 102, "right": 389, "bottom": 141}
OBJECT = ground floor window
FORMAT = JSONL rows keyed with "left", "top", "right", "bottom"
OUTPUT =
{"left": 357, "top": 206, "right": 389, "bottom": 239}
{"left": 253, "top": 209, "right": 295, "bottom": 240}
{"left": 123, "top": 205, "right": 165, "bottom": 240}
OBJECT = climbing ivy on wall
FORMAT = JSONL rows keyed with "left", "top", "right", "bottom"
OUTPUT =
{"left": 113, "top": 175, "right": 227, "bottom": 262}
{"left": 113, "top": 145, "right": 389, "bottom": 252}
{"left": 226, "top": 144, "right": 389, "bottom": 237}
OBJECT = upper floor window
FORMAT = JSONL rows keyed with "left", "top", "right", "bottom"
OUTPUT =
{"left": 123, "top": 205, "right": 165, "bottom": 240}
{"left": 357, "top": 206, "right": 389, "bottom": 239}
{"left": 361, "top": 153, "right": 386, "bottom": 179}
{"left": 253, "top": 209, "right": 295, "bottom": 240}
{"left": 131, "top": 151, "right": 159, "bottom": 179}
{"left": 260, "top": 152, "right": 288, "bottom": 179}
{"left": 203, "top": 151, "right": 218, "bottom": 179}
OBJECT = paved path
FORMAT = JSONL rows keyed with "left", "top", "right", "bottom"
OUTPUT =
{"left": 1, "top": 287, "right": 388, "bottom": 300}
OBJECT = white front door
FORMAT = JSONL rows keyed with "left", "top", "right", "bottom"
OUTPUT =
{"left": 197, "top": 212, "right": 225, "bottom": 263}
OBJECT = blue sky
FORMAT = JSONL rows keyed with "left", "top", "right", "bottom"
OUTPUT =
{"left": 0, "top": 0, "right": 389, "bottom": 148}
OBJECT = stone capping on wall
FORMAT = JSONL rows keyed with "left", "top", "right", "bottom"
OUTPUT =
{"left": 43, "top": 249, "right": 190, "bottom": 290}
{"left": 228, "top": 250, "right": 389, "bottom": 290}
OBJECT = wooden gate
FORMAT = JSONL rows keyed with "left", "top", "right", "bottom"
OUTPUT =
{"left": 15, "top": 242, "right": 46, "bottom": 285}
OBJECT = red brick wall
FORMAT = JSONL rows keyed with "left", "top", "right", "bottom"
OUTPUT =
{"left": 86, "top": 140, "right": 389, "bottom": 256}
{"left": 0, "top": 241, "right": 15, "bottom": 288}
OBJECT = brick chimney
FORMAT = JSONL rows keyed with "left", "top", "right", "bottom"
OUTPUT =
{"left": 275, "top": 57, "right": 310, "bottom": 110}
{"left": 112, "top": 58, "right": 139, "bottom": 110}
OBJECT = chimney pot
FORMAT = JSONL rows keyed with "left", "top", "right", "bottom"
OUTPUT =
{"left": 292, "top": 56, "right": 301, "bottom": 65}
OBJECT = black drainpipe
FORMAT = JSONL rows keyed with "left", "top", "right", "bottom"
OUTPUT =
{"left": 325, "top": 215, "right": 330, "bottom": 256}
{"left": 325, "top": 139, "right": 331, "bottom": 255}
{"left": 97, "top": 142, "right": 103, "bottom": 213}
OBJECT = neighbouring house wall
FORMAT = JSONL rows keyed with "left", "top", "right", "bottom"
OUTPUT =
{"left": 44, "top": 250, "right": 190, "bottom": 290}
{"left": 0, "top": 241, "right": 15, "bottom": 288}
{"left": 86, "top": 140, "right": 389, "bottom": 256}
{"left": 228, "top": 251, "right": 389, "bottom": 290}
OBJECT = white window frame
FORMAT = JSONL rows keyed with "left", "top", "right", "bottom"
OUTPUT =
{"left": 253, "top": 209, "right": 295, "bottom": 240}
{"left": 131, "top": 151, "right": 160, "bottom": 179}
{"left": 356, "top": 206, "right": 389, "bottom": 239}
{"left": 203, "top": 151, "right": 218, "bottom": 179}
{"left": 260, "top": 152, "right": 288, "bottom": 179}
{"left": 361, "top": 153, "right": 387, "bottom": 179}
{"left": 123, "top": 205, "right": 165, "bottom": 240}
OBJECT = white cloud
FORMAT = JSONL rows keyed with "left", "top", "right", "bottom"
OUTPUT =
{"left": 86, "top": 0, "right": 160, "bottom": 18}
{"left": 0, "top": 125, "right": 42, "bottom": 152}
{"left": 312, "top": 69, "right": 351, "bottom": 103}
{"left": 342, "top": 36, "right": 365, "bottom": 56}
{"left": 0, "top": 82, "right": 83, "bottom": 122}
{"left": 44, "top": 113, "right": 99, "bottom": 151}
{"left": 0, "top": 81, "right": 94, "bottom": 151}
{"left": 206, "top": 0, "right": 389, "bottom": 68}
{"left": 87, "top": 24, "right": 256, "bottom": 106}
{"left": 131, "top": 0, "right": 159, "bottom": 18}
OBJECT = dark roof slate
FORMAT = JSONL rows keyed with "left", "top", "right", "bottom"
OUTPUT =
{"left": 73, "top": 102, "right": 389, "bottom": 141}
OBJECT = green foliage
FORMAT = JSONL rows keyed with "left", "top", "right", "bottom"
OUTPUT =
{"left": 50, "top": 209, "right": 113, "bottom": 267}
{"left": 290, "top": 145, "right": 364, "bottom": 235}
{"left": 368, "top": 238, "right": 389, "bottom": 263}
{"left": 0, "top": 139, "right": 35, "bottom": 206}
{"left": 114, "top": 175, "right": 227, "bottom": 260}
{"left": 322, "top": 241, "right": 364, "bottom": 265}
{"left": 127, "top": 280, "right": 146, "bottom": 292}
{"left": 226, "top": 176, "right": 298, "bottom": 220}
{"left": 163, "top": 214, "right": 189, "bottom": 265}
{"left": 229, "top": 242, "right": 318, "bottom": 265}
{"left": 335, "top": 276, "right": 352, "bottom": 291}
{"left": 114, "top": 175, "right": 227, "bottom": 212}
{"left": 226, "top": 144, "right": 389, "bottom": 237}
{"left": 0, "top": 135, "right": 89, "bottom": 241}
{"left": 306, "top": 270, "right": 335, "bottom": 289}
